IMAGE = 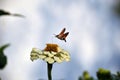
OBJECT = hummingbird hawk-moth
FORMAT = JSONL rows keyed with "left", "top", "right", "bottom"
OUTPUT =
{"left": 55, "top": 28, "right": 69, "bottom": 42}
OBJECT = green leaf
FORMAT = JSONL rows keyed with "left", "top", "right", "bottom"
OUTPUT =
{"left": 97, "top": 68, "right": 112, "bottom": 80}
{"left": 0, "top": 9, "right": 25, "bottom": 18}
{"left": 0, "top": 44, "right": 10, "bottom": 69}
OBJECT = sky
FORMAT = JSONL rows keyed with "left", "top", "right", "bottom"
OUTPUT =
{"left": 0, "top": 0, "right": 120, "bottom": 80}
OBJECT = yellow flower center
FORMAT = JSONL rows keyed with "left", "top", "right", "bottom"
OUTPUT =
{"left": 44, "top": 43, "right": 59, "bottom": 52}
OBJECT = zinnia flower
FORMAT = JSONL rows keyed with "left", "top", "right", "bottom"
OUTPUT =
{"left": 30, "top": 43, "right": 70, "bottom": 64}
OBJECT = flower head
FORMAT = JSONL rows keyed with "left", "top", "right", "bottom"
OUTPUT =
{"left": 30, "top": 43, "right": 70, "bottom": 64}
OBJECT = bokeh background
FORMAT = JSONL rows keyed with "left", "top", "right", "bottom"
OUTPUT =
{"left": 0, "top": 0, "right": 120, "bottom": 80}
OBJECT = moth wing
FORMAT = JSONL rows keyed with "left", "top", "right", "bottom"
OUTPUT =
{"left": 62, "top": 32, "right": 69, "bottom": 38}
{"left": 58, "top": 28, "right": 66, "bottom": 35}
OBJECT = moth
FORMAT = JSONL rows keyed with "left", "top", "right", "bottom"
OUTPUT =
{"left": 55, "top": 28, "right": 69, "bottom": 42}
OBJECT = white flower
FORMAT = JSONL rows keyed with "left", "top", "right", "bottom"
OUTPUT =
{"left": 30, "top": 43, "right": 70, "bottom": 64}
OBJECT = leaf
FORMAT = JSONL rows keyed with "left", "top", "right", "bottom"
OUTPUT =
{"left": 0, "top": 44, "right": 10, "bottom": 69}
{"left": 0, "top": 9, "right": 25, "bottom": 18}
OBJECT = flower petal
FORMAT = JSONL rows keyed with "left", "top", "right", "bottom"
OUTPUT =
{"left": 31, "top": 48, "right": 42, "bottom": 54}
{"left": 30, "top": 52, "right": 39, "bottom": 61}
{"left": 30, "top": 44, "right": 70, "bottom": 63}
{"left": 43, "top": 51, "right": 50, "bottom": 55}
{"left": 44, "top": 57, "right": 54, "bottom": 64}
{"left": 51, "top": 51, "right": 57, "bottom": 55}
{"left": 65, "top": 57, "right": 70, "bottom": 62}
{"left": 60, "top": 53, "right": 67, "bottom": 58}
{"left": 38, "top": 55, "right": 46, "bottom": 59}
{"left": 48, "top": 53, "right": 54, "bottom": 57}
{"left": 54, "top": 56, "right": 62, "bottom": 63}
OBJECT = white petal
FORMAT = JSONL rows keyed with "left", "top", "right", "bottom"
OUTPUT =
{"left": 32, "top": 48, "right": 41, "bottom": 53}
{"left": 38, "top": 55, "right": 46, "bottom": 59}
{"left": 59, "top": 57, "right": 64, "bottom": 61}
{"left": 44, "top": 57, "right": 54, "bottom": 64}
{"left": 48, "top": 58, "right": 54, "bottom": 64}
{"left": 48, "top": 53, "right": 54, "bottom": 57}
{"left": 30, "top": 53, "right": 39, "bottom": 61}
{"left": 43, "top": 51, "right": 50, "bottom": 55}
{"left": 31, "top": 52, "right": 37, "bottom": 55}
{"left": 51, "top": 51, "right": 57, "bottom": 55}
{"left": 65, "top": 57, "right": 70, "bottom": 62}
{"left": 60, "top": 53, "right": 67, "bottom": 58}
{"left": 62, "top": 50, "right": 69, "bottom": 55}
{"left": 54, "top": 56, "right": 62, "bottom": 63}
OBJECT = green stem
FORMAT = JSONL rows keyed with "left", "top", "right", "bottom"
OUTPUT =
{"left": 47, "top": 63, "right": 53, "bottom": 80}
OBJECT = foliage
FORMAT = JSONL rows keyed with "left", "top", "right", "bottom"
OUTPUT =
{"left": 79, "top": 71, "right": 94, "bottom": 80}
{"left": 0, "top": 9, "right": 24, "bottom": 17}
{"left": 79, "top": 68, "right": 120, "bottom": 80}
{"left": 97, "top": 68, "right": 112, "bottom": 80}
{"left": 0, "top": 44, "right": 9, "bottom": 69}
{"left": 113, "top": 0, "right": 120, "bottom": 18}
